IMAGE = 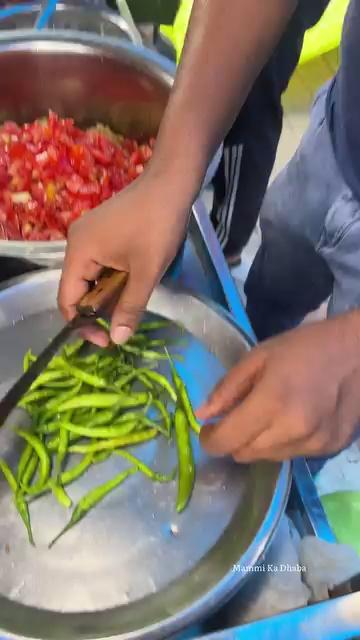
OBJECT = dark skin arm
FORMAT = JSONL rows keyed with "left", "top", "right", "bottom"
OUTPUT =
{"left": 58, "top": 0, "right": 296, "bottom": 345}
{"left": 198, "top": 312, "right": 360, "bottom": 461}
{"left": 57, "top": 0, "right": 360, "bottom": 463}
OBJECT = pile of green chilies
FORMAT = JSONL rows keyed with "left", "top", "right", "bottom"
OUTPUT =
{"left": 0, "top": 320, "right": 201, "bottom": 548}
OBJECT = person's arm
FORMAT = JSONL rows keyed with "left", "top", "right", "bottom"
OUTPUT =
{"left": 150, "top": 0, "right": 297, "bottom": 201}
{"left": 198, "top": 312, "right": 360, "bottom": 461}
{"left": 58, "top": 0, "right": 296, "bottom": 345}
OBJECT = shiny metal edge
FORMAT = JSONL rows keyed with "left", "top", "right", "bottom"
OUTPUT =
{"left": 0, "top": 269, "right": 291, "bottom": 640}
{"left": 196, "top": 593, "right": 360, "bottom": 640}
{"left": 291, "top": 458, "right": 337, "bottom": 543}
{"left": 192, "top": 199, "right": 256, "bottom": 341}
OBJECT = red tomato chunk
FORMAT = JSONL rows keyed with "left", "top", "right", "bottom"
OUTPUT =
{"left": 0, "top": 111, "right": 154, "bottom": 241}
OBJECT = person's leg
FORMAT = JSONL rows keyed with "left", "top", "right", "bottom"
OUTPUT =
{"left": 211, "top": 0, "right": 331, "bottom": 259}
{"left": 319, "top": 188, "right": 360, "bottom": 317}
{"left": 245, "top": 83, "right": 343, "bottom": 341}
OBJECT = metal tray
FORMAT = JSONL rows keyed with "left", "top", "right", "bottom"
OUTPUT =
{"left": 0, "top": 270, "right": 290, "bottom": 640}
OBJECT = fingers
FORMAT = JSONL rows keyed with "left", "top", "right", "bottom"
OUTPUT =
{"left": 196, "top": 348, "right": 266, "bottom": 421}
{"left": 58, "top": 253, "right": 101, "bottom": 321}
{"left": 200, "top": 385, "right": 271, "bottom": 457}
{"left": 79, "top": 326, "right": 110, "bottom": 348}
{"left": 232, "top": 421, "right": 302, "bottom": 463}
{"left": 110, "top": 269, "right": 156, "bottom": 344}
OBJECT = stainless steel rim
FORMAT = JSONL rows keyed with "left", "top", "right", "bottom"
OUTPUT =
{"left": 0, "top": 269, "right": 291, "bottom": 640}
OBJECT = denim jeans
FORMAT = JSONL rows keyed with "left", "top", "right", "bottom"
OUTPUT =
{"left": 246, "top": 81, "right": 360, "bottom": 340}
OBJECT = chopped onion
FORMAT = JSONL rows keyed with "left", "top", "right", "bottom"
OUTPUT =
{"left": 11, "top": 192, "right": 31, "bottom": 204}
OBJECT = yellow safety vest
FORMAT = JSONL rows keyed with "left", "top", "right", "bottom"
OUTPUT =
{"left": 160, "top": 0, "right": 349, "bottom": 66}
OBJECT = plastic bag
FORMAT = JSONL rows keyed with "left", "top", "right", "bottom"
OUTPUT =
{"left": 321, "top": 491, "right": 360, "bottom": 555}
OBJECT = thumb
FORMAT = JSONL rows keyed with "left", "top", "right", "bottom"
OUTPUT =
{"left": 196, "top": 348, "right": 266, "bottom": 421}
{"left": 110, "top": 270, "right": 156, "bottom": 344}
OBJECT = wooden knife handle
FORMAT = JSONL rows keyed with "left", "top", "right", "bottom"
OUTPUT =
{"left": 77, "top": 269, "right": 128, "bottom": 317}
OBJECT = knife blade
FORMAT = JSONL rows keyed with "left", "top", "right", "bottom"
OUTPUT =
{"left": 0, "top": 268, "right": 128, "bottom": 426}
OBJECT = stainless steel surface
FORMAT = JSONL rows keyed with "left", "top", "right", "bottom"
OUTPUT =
{"left": 113, "top": 0, "right": 142, "bottom": 45}
{"left": 195, "top": 593, "right": 360, "bottom": 640}
{"left": 0, "top": 30, "right": 173, "bottom": 265}
{"left": 0, "top": 269, "right": 291, "bottom": 640}
{"left": 0, "top": 320, "right": 75, "bottom": 426}
{"left": 0, "top": 31, "right": 220, "bottom": 266}
{"left": 290, "top": 458, "right": 336, "bottom": 543}
{"left": 0, "top": 4, "right": 141, "bottom": 43}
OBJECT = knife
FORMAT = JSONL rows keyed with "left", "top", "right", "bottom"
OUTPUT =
{"left": 0, "top": 268, "right": 128, "bottom": 426}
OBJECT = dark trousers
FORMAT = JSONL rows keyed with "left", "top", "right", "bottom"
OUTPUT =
{"left": 211, "top": 0, "right": 330, "bottom": 256}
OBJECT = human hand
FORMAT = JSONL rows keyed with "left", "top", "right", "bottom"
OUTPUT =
{"left": 58, "top": 170, "right": 191, "bottom": 346}
{"left": 198, "top": 314, "right": 360, "bottom": 462}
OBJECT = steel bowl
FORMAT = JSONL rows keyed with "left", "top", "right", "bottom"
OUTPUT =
{"left": 0, "top": 30, "right": 220, "bottom": 266}
{"left": 0, "top": 269, "right": 291, "bottom": 640}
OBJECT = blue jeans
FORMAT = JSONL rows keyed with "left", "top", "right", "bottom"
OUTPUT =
{"left": 245, "top": 81, "right": 360, "bottom": 340}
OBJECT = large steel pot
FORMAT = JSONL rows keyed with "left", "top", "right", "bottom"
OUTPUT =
{"left": 0, "top": 30, "right": 220, "bottom": 266}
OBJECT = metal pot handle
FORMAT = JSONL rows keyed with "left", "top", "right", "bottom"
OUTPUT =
{"left": 33, "top": 0, "right": 143, "bottom": 45}
{"left": 113, "top": 0, "right": 143, "bottom": 46}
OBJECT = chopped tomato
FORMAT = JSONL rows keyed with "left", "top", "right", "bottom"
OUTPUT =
{"left": 0, "top": 111, "right": 153, "bottom": 241}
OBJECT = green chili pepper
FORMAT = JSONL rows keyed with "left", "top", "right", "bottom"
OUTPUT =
{"left": 59, "top": 421, "right": 137, "bottom": 440}
{"left": 151, "top": 398, "right": 172, "bottom": 435}
{"left": 16, "top": 430, "right": 50, "bottom": 491}
{"left": 136, "top": 373, "right": 154, "bottom": 391}
{"left": 46, "top": 432, "right": 81, "bottom": 452}
{"left": 87, "top": 410, "right": 115, "bottom": 427}
{"left": 57, "top": 359, "right": 107, "bottom": 389}
{"left": 17, "top": 443, "right": 33, "bottom": 482}
{"left": 127, "top": 333, "right": 148, "bottom": 346}
{"left": 36, "top": 421, "right": 62, "bottom": 435}
{"left": 174, "top": 408, "right": 195, "bottom": 513}
{"left": 146, "top": 339, "right": 168, "bottom": 349}
{"left": 30, "top": 370, "right": 68, "bottom": 391}
{"left": 55, "top": 392, "right": 149, "bottom": 413}
{"left": 28, "top": 453, "right": 94, "bottom": 503}
{"left": 114, "top": 371, "right": 138, "bottom": 391}
{"left": 166, "top": 349, "right": 201, "bottom": 435}
{"left": 49, "top": 481, "right": 72, "bottom": 509}
{"left": 19, "top": 389, "right": 56, "bottom": 408}
{"left": 21, "top": 452, "right": 39, "bottom": 489}
{"left": 61, "top": 454, "right": 94, "bottom": 486}
{"left": 41, "top": 379, "right": 79, "bottom": 390}
{"left": 68, "top": 428, "right": 158, "bottom": 454}
{"left": 0, "top": 459, "right": 34, "bottom": 545}
{"left": 15, "top": 493, "right": 35, "bottom": 545}
{"left": 49, "top": 467, "right": 137, "bottom": 548}
{"left": 23, "top": 349, "right": 36, "bottom": 373}
{"left": 114, "top": 450, "right": 175, "bottom": 483}
{"left": 54, "top": 427, "right": 69, "bottom": 480}
{"left": 0, "top": 458, "right": 17, "bottom": 492}
{"left": 97, "top": 356, "right": 115, "bottom": 371}
{"left": 75, "top": 353, "right": 99, "bottom": 367}
{"left": 63, "top": 339, "right": 84, "bottom": 359}
{"left": 96, "top": 318, "right": 110, "bottom": 332}
{"left": 44, "top": 381, "right": 82, "bottom": 413}
{"left": 122, "top": 345, "right": 169, "bottom": 361}
{"left": 139, "top": 369, "right": 177, "bottom": 402}
{"left": 139, "top": 320, "right": 170, "bottom": 332}
{"left": 93, "top": 451, "right": 113, "bottom": 464}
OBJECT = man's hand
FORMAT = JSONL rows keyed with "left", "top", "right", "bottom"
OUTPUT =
{"left": 58, "top": 171, "right": 190, "bottom": 346}
{"left": 198, "top": 314, "right": 360, "bottom": 462}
